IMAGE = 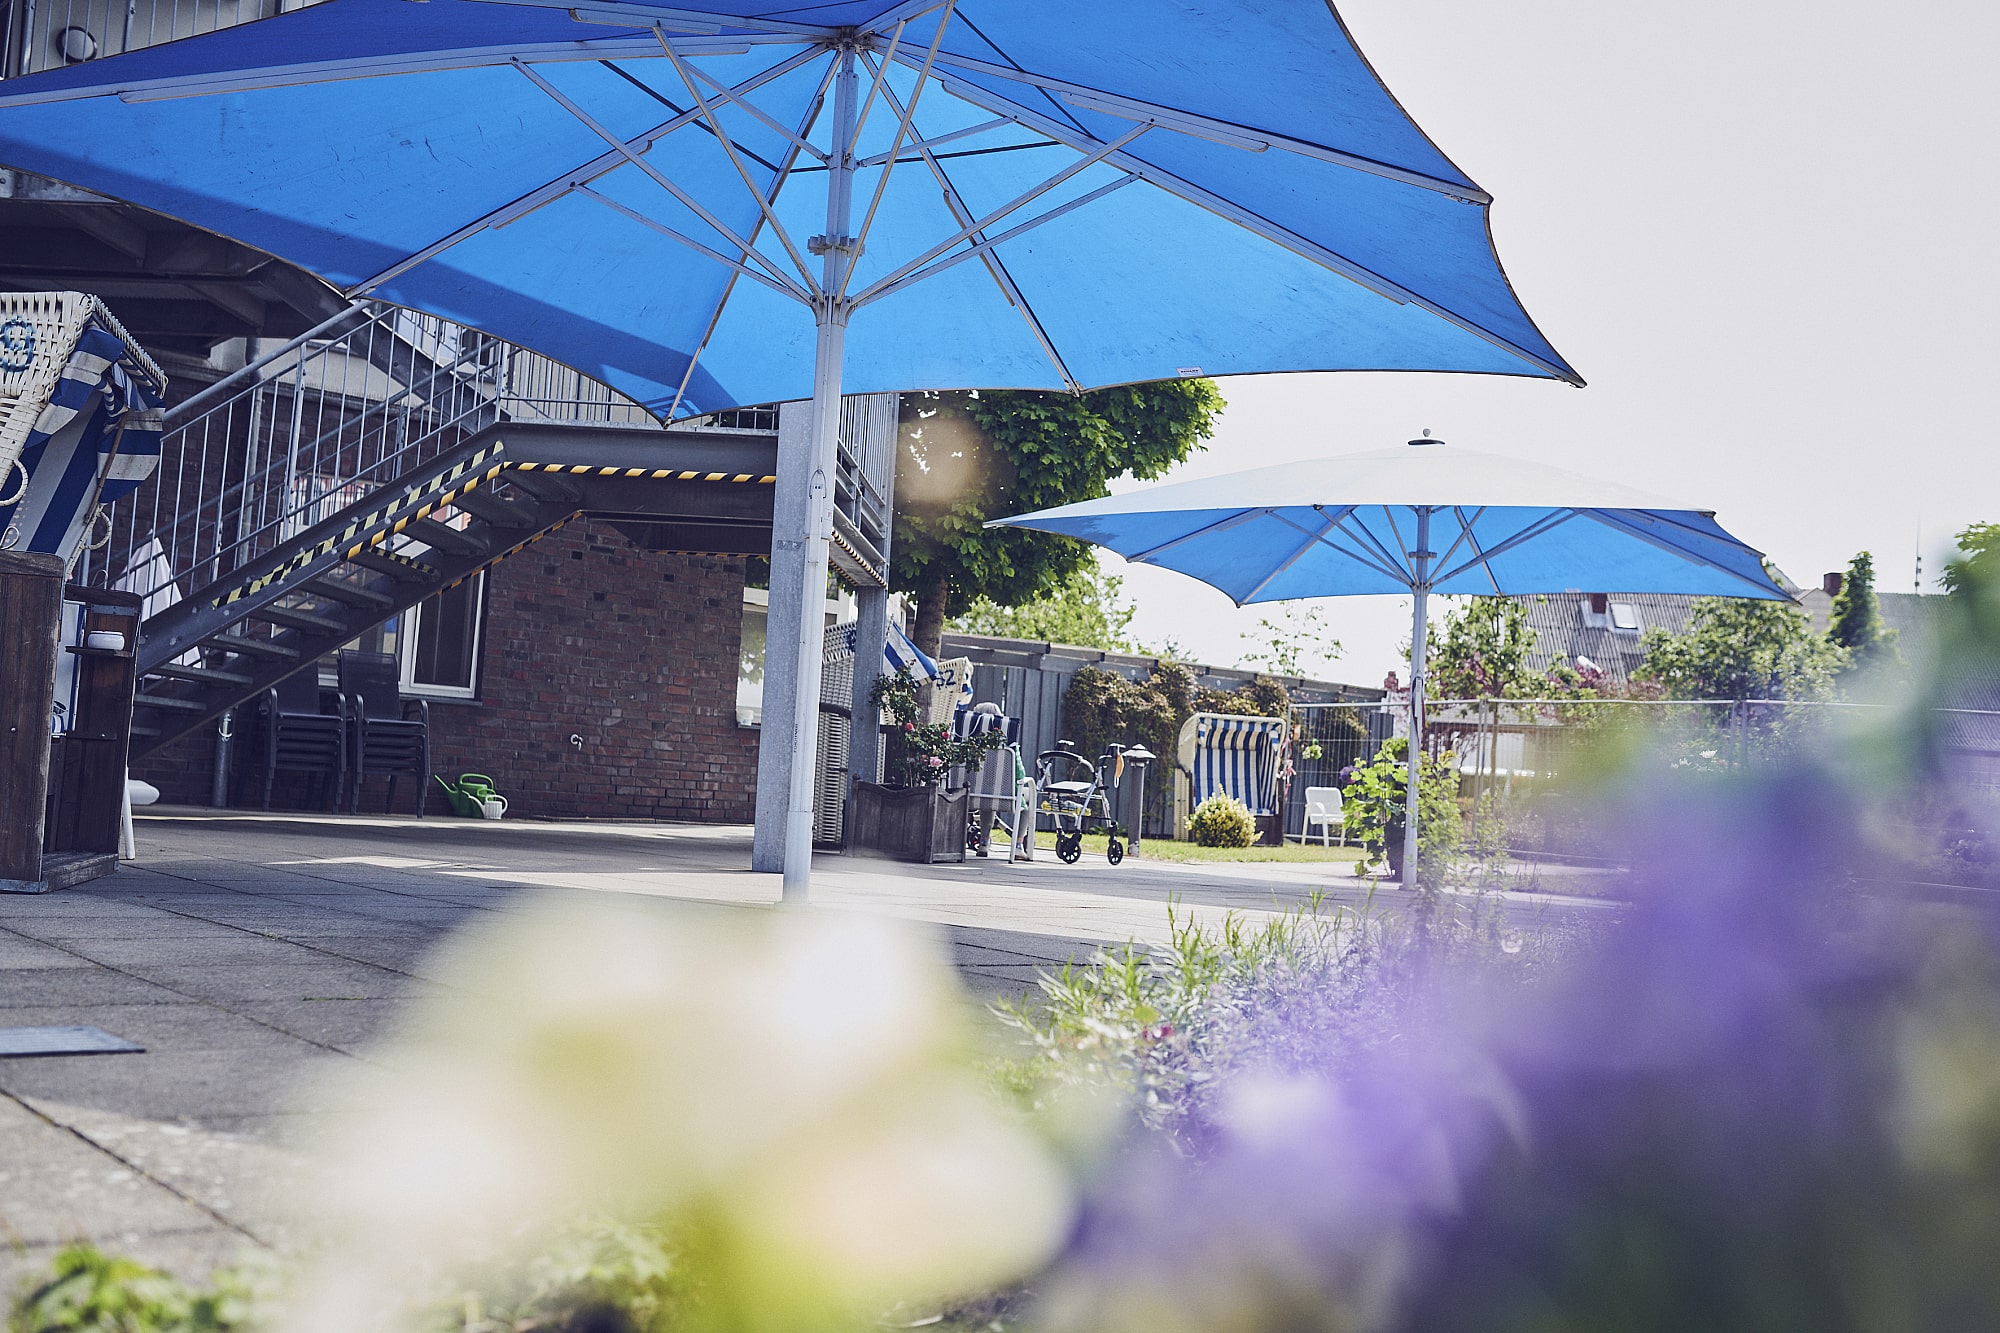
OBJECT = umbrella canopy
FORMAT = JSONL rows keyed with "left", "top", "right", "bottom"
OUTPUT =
{"left": 991, "top": 438, "right": 1789, "bottom": 880}
{"left": 986, "top": 441, "right": 1787, "bottom": 604}
{"left": 0, "top": 0, "right": 1577, "bottom": 412}
{"left": 0, "top": 2, "right": 1581, "bottom": 896}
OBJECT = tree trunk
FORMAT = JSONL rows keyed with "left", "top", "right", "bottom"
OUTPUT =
{"left": 912, "top": 574, "right": 950, "bottom": 714}
{"left": 914, "top": 574, "right": 949, "bottom": 660}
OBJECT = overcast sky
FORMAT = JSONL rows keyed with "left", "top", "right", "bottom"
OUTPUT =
{"left": 1110, "top": 0, "right": 2000, "bottom": 685}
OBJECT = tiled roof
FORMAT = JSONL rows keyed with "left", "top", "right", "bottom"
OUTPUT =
{"left": 1509, "top": 593, "right": 1701, "bottom": 687}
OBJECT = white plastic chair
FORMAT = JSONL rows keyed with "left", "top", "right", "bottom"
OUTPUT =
{"left": 1302, "top": 786, "right": 1345, "bottom": 847}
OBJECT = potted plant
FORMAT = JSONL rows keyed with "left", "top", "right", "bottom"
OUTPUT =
{"left": 845, "top": 671, "right": 1007, "bottom": 863}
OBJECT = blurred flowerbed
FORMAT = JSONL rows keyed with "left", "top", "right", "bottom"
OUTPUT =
{"left": 17, "top": 576, "right": 2000, "bottom": 1333}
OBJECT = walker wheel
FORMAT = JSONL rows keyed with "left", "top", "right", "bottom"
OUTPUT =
{"left": 1105, "top": 838, "right": 1124, "bottom": 866}
{"left": 1056, "top": 833, "right": 1083, "bottom": 865}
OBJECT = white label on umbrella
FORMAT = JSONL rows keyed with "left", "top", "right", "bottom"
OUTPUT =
{"left": 1176, "top": 366, "right": 1204, "bottom": 377}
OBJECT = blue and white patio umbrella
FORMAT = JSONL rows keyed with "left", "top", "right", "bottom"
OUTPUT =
{"left": 991, "top": 439, "right": 1789, "bottom": 881}
{"left": 0, "top": 0, "right": 1579, "bottom": 895}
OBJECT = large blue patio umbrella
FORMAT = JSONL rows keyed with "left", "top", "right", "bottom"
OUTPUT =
{"left": 0, "top": 0, "right": 1580, "bottom": 896}
{"left": 992, "top": 438, "right": 1788, "bottom": 881}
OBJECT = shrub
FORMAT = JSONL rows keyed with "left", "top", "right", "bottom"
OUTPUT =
{"left": 1188, "top": 793, "right": 1256, "bottom": 848}
{"left": 7, "top": 1246, "right": 263, "bottom": 1333}
{"left": 1340, "top": 738, "right": 1460, "bottom": 871}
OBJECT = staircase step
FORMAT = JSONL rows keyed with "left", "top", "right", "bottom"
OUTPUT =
{"left": 130, "top": 724, "right": 160, "bottom": 740}
{"left": 405, "top": 517, "right": 491, "bottom": 558}
{"left": 447, "top": 487, "right": 542, "bottom": 529}
{"left": 254, "top": 603, "right": 348, "bottom": 634}
{"left": 210, "top": 633, "right": 300, "bottom": 660}
{"left": 304, "top": 575, "right": 397, "bottom": 609}
{"left": 505, "top": 467, "right": 583, "bottom": 503}
{"left": 346, "top": 547, "right": 438, "bottom": 581}
{"left": 148, "top": 662, "right": 253, "bottom": 687}
{"left": 132, "top": 693, "right": 210, "bottom": 713}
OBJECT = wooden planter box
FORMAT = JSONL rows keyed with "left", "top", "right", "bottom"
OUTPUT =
{"left": 847, "top": 781, "right": 968, "bottom": 864}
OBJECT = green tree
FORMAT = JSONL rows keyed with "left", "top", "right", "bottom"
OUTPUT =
{"left": 1636, "top": 597, "right": 1846, "bottom": 701}
{"left": 1426, "top": 596, "right": 1542, "bottom": 700}
{"left": 1827, "top": 550, "right": 1899, "bottom": 678}
{"left": 950, "top": 559, "right": 1137, "bottom": 652}
{"left": 894, "top": 381, "right": 1223, "bottom": 656}
{"left": 1943, "top": 522, "right": 2000, "bottom": 596}
{"left": 1239, "top": 603, "right": 1341, "bottom": 680}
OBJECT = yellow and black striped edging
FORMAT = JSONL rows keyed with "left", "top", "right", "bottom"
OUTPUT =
{"left": 512, "top": 462, "right": 777, "bottom": 484}
{"left": 213, "top": 443, "right": 506, "bottom": 609}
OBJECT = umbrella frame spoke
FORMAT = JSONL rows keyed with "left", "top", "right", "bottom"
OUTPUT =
{"left": 908, "top": 49, "right": 1492, "bottom": 204}
{"left": 344, "top": 46, "right": 823, "bottom": 297}
{"left": 653, "top": 33, "right": 825, "bottom": 294}
{"left": 848, "top": 121, "right": 1149, "bottom": 306}
{"left": 857, "top": 52, "right": 1082, "bottom": 392}
{"left": 1432, "top": 507, "right": 1577, "bottom": 587}
{"left": 1272, "top": 506, "right": 1410, "bottom": 588}
{"left": 666, "top": 56, "right": 839, "bottom": 419}
{"left": 837, "top": 0, "right": 958, "bottom": 305}
{"left": 895, "top": 58, "right": 1587, "bottom": 386}
{"left": 512, "top": 57, "right": 817, "bottom": 300}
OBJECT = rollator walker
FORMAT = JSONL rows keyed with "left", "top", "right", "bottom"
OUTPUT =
{"left": 1035, "top": 740, "right": 1136, "bottom": 865}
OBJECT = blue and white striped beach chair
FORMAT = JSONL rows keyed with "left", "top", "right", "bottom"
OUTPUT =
{"left": 1174, "top": 712, "right": 1285, "bottom": 839}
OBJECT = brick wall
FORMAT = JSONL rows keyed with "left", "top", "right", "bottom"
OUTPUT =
{"left": 424, "top": 522, "right": 760, "bottom": 822}
{"left": 133, "top": 520, "right": 763, "bottom": 822}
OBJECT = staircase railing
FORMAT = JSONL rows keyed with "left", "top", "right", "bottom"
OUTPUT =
{"left": 77, "top": 301, "right": 666, "bottom": 607}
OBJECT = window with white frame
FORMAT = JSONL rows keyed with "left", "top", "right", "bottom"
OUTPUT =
{"left": 402, "top": 573, "right": 486, "bottom": 698}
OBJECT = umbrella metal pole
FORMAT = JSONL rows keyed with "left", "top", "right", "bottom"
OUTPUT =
{"left": 1403, "top": 508, "right": 1433, "bottom": 887}
{"left": 779, "top": 45, "right": 859, "bottom": 902}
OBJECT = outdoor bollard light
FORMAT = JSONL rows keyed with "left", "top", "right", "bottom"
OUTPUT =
{"left": 1122, "top": 745, "right": 1156, "bottom": 857}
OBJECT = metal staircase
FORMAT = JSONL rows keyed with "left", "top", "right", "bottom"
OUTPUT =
{"left": 127, "top": 434, "right": 582, "bottom": 753}
{"left": 69, "top": 301, "right": 785, "bottom": 760}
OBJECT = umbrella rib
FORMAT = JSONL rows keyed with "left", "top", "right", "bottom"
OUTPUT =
{"left": 851, "top": 173, "right": 1139, "bottom": 310}
{"left": 837, "top": 0, "right": 958, "bottom": 305}
{"left": 1117, "top": 507, "right": 1270, "bottom": 563}
{"left": 860, "top": 0, "right": 956, "bottom": 32}
{"left": 468, "top": 0, "right": 839, "bottom": 40}
{"left": 345, "top": 47, "right": 821, "bottom": 297}
{"left": 848, "top": 122, "right": 1148, "bottom": 305}
{"left": 1379, "top": 505, "right": 1419, "bottom": 578}
{"left": 1433, "top": 508, "right": 1578, "bottom": 587}
{"left": 1577, "top": 510, "right": 1786, "bottom": 597}
{"left": 1428, "top": 504, "right": 1487, "bottom": 584}
{"left": 513, "top": 59, "right": 817, "bottom": 299}
{"left": 665, "top": 58, "right": 836, "bottom": 419}
{"left": 1444, "top": 506, "right": 1504, "bottom": 594}
{"left": 680, "top": 60, "right": 828, "bottom": 161}
{"left": 1333, "top": 508, "right": 1417, "bottom": 583}
{"left": 855, "top": 116, "right": 1012, "bottom": 167}
{"left": 896, "top": 61, "right": 1583, "bottom": 384}
{"left": 574, "top": 185, "right": 807, "bottom": 303}
{"left": 1239, "top": 507, "right": 1349, "bottom": 604}
{"left": 1304, "top": 509, "right": 1415, "bottom": 585}
{"left": 655, "top": 33, "right": 823, "bottom": 294}
{"left": 907, "top": 50, "right": 1490, "bottom": 203}
{"left": 860, "top": 53, "right": 1082, "bottom": 392}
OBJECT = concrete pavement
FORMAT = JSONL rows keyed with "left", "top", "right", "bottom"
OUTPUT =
{"left": 0, "top": 809, "right": 1603, "bottom": 1290}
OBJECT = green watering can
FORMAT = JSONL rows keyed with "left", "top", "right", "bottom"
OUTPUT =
{"left": 435, "top": 773, "right": 505, "bottom": 819}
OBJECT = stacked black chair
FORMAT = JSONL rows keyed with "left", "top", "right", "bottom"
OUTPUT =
{"left": 338, "top": 650, "right": 430, "bottom": 816}
{"left": 254, "top": 668, "right": 347, "bottom": 812}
